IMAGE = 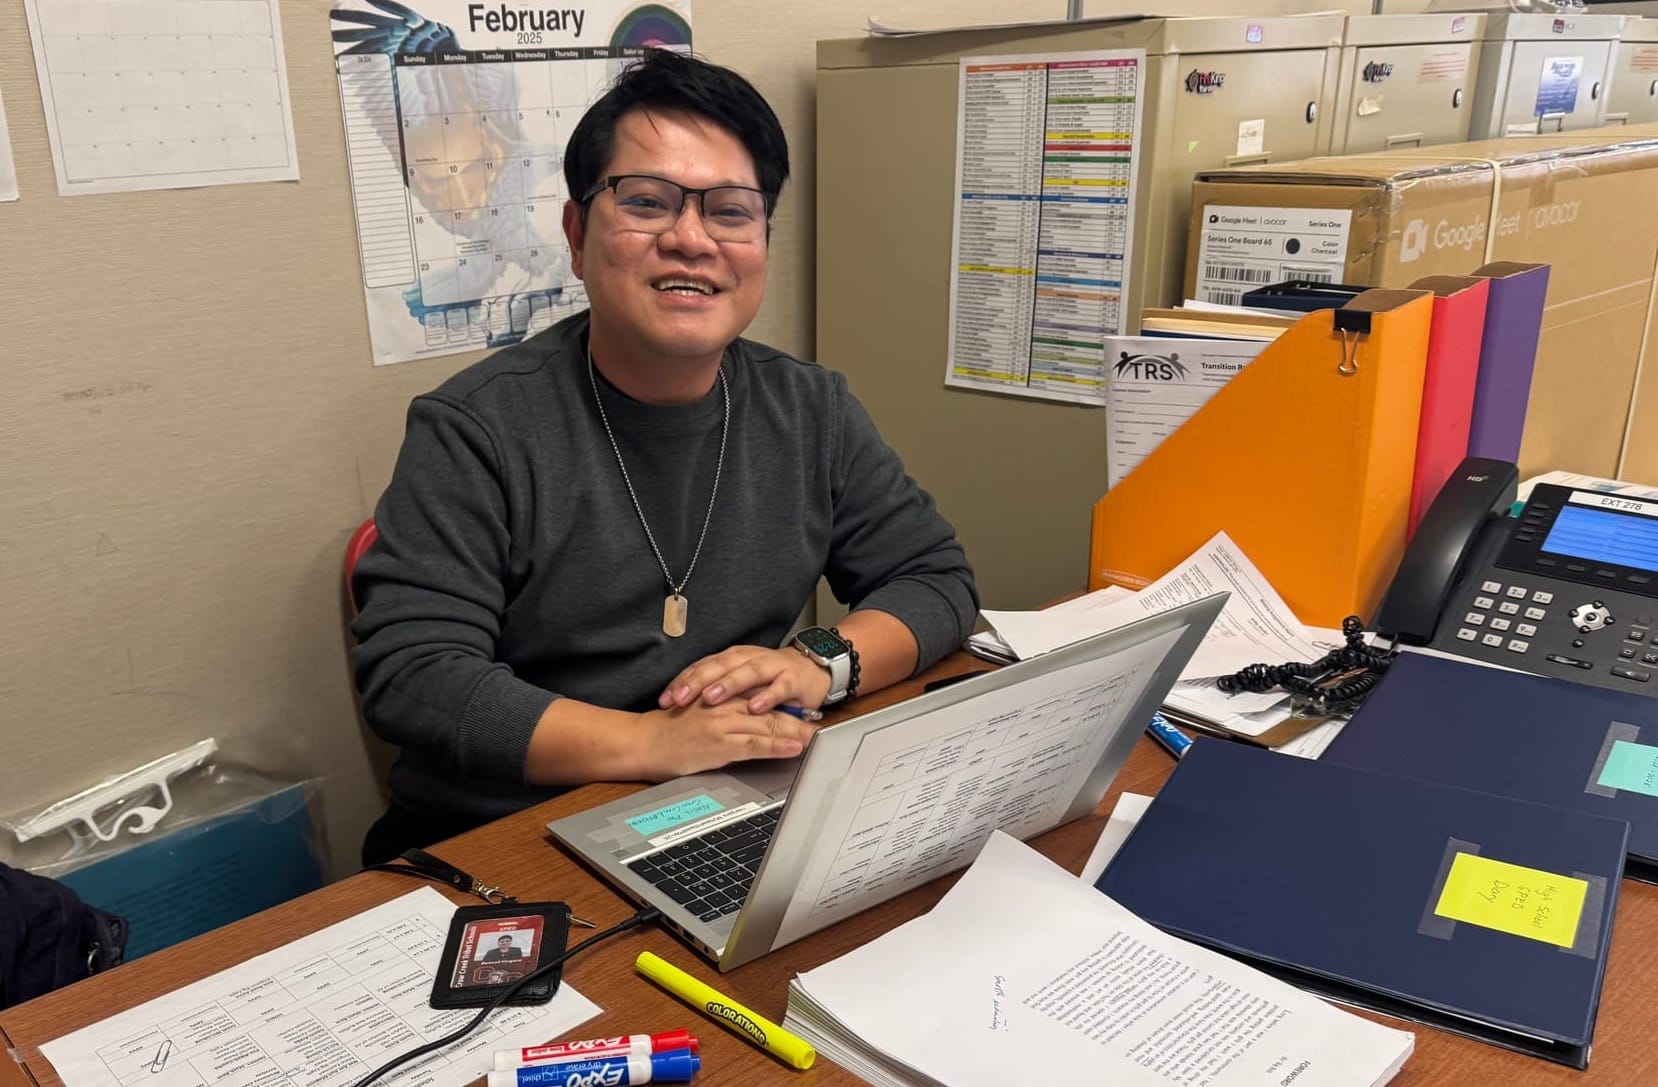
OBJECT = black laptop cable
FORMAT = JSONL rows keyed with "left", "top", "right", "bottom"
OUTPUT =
{"left": 349, "top": 904, "right": 664, "bottom": 1087}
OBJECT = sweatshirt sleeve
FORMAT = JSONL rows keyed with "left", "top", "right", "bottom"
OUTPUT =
{"left": 349, "top": 395, "right": 555, "bottom": 785}
{"left": 824, "top": 376, "right": 980, "bottom": 670}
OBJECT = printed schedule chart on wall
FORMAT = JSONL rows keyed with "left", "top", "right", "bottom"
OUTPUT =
{"left": 330, "top": 0, "right": 691, "bottom": 365}
{"left": 23, "top": 0, "right": 300, "bottom": 196}
{"left": 945, "top": 50, "right": 1145, "bottom": 406}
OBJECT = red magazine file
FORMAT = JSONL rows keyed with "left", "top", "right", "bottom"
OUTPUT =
{"left": 1405, "top": 275, "right": 1490, "bottom": 538}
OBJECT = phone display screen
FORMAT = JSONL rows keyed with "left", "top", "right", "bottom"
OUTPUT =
{"left": 1541, "top": 504, "right": 1658, "bottom": 574}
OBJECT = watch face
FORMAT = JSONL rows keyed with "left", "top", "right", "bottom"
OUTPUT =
{"left": 796, "top": 626, "right": 849, "bottom": 658}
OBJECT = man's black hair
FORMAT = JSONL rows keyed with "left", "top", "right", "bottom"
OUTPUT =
{"left": 564, "top": 50, "right": 790, "bottom": 216}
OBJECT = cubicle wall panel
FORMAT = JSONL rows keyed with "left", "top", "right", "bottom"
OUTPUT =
{"left": 816, "top": 65, "right": 1106, "bottom": 612}
{"left": 0, "top": 3, "right": 484, "bottom": 875}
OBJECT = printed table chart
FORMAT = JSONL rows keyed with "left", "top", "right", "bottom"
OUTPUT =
{"left": 946, "top": 50, "right": 1144, "bottom": 406}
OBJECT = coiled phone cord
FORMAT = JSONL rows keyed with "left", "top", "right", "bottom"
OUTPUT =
{"left": 1215, "top": 615, "right": 1396, "bottom": 709}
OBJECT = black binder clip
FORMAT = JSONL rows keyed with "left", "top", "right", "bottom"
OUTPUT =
{"left": 1333, "top": 309, "right": 1371, "bottom": 377}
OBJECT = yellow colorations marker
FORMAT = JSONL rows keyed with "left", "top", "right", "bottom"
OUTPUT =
{"left": 635, "top": 952, "right": 816, "bottom": 1070}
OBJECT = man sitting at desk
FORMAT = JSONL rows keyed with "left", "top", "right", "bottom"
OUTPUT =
{"left": 350, "top": 50, "right": 978, "bottom": 865}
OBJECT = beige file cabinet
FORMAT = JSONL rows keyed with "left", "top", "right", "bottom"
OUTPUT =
{"left": 814, "top": 17, "right": 1343, "bottom": 610}
{"left": 1330, "top": 14, "right": 1485, "bottom": 155}
{"left": 1467, "top": 12, "right": 1625, "bottom": 139}
{"left": 1606, "top": 18, "right": 1658, "bottom": 128}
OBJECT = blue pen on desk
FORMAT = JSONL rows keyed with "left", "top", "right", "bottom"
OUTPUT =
{"left": 773, "top": 703, "right": 823, "bottom": 723}
{"left": 1146, "top": 713, "right": 1194, "bottom": 760}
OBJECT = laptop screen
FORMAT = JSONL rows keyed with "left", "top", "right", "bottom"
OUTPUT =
{"left": 764, "top": 623, "right": 1186, "bottom": 949}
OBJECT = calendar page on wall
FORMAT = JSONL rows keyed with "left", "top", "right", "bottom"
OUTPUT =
{"left": 330, "top": 0, "right": 692, "bottom": 365}
{"left": 24, "top": 0, "right": 301, "bottom": 196}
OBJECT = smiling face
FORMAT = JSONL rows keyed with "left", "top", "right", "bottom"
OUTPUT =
{"left": 563, "top": 107, "right": 769, "bottom": 402}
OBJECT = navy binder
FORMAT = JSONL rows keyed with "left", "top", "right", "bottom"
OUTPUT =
{"left": 1326, "top": 652, "right": 1658, "bottom": 883}
{"left": 1097, "top": 742, "right": 1626, "bottom": 1067}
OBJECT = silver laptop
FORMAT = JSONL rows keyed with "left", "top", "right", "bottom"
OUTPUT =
{"left": 548, "top": 593, "right": 1225, "bottom": 971}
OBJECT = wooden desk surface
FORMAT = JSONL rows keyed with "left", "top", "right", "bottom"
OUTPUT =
{"left": 6, "top": 659, "right": 1658, "bottom": 1087}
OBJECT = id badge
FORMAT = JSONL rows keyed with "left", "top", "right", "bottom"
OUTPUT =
{"left": 430, "top": 901, "right": 572, "bottom": 1009}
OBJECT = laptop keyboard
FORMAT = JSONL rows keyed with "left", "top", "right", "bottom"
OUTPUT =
{"left": 623, "top": 806, "right": 782, "bottom": 923}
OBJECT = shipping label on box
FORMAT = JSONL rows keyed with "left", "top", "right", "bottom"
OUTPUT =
{"left": 1191, "top": 205, "right": 1351, "bottom": 305}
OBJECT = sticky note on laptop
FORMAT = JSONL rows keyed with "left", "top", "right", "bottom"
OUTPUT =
{"left": 1434, "top": 853, "right": 1588, "bottom": 948}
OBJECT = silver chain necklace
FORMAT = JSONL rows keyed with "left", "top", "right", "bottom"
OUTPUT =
{"left": 587, "top": 348, "right": 729, "bottom": 637}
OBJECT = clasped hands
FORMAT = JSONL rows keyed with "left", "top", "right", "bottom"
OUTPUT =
{"left": 637, "top": 644, "right": 831, "bottom": 780}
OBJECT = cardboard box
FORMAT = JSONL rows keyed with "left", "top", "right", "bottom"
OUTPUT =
{"left": 1184, "top": 125, "right": 1658, "bottom": 479}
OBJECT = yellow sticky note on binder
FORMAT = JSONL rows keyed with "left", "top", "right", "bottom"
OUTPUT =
{"left": 1434, "top": 853, "right": 1589, "bottom": 948}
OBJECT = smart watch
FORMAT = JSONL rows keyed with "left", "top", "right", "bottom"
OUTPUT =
{"left": 791, "top": 625, "right": 854, "bottom": 704}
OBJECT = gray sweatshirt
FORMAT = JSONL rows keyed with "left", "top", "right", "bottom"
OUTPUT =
{"left": 351, "top": 313, "right": 979, "bottom": 822}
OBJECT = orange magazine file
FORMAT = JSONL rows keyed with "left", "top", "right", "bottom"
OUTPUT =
{"left": 1089, "top": 290, "right": 1433, "bottom": 628}
{"left": 1405, "top": 275, "right": 1490, "bottom": 538}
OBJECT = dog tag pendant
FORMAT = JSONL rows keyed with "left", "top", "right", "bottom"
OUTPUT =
{"left": 663, "top": 593, "right": 688, "bottom": 637}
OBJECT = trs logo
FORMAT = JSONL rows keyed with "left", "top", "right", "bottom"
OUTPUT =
{"left": 1184, "top": 70, "right": 1225, "bottom": 94}
{"left": 1399, "top": 218, "right": 1429, "bottom": 263}
{"left": 1114, "top": 352, "right": 1189, "bottom": 381}
{"left": 1362, "top": 61, "right": 1393, "bottom": 83}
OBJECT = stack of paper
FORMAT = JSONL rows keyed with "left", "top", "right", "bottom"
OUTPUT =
{"left": 971, "top": 533, "right": 1351, "bottom": 756}
{"left": 783, "top": 832, "right": 1414, "bottom": 1087}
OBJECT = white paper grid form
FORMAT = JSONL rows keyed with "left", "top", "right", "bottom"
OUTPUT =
{"left": 25, "top": 0, "right": 300, "bottom": 195}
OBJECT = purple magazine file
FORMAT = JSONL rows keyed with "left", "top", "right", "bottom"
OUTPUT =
{"left": 1466, "top": 261, "right": 1550, "bottom": 462}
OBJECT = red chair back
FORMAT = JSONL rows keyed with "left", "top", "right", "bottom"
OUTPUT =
{"left": 344, "top": 518, "right": 379, "bottom": 617}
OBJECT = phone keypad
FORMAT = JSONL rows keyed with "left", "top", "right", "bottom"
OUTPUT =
{"left": 1459, "top": 580, "right": 1556, "bottom": 656}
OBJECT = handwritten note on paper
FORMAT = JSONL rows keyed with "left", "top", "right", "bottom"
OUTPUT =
{"left": 1597, "top": 739, "right": 1658, "bottom": 798}
{"left": 1435, "top": 853, "right": 1589, "bottom": 948}
{"left": 627, "top": 794, "right": 724, "bottom": 836}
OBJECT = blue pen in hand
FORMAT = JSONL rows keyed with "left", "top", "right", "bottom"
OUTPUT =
{"left": 773, "top": 703, "right": 823, "bottom": 723}
{"left": 1146, "top": 713, "right": 1193, "bottom": 759}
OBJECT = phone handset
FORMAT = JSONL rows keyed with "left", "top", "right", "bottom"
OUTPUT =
{"left": 1375, "top": 457, "right": 1520, "bottom": 644}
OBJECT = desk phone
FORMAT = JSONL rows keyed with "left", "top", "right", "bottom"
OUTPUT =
{"left": 1377, "top": 458, "right": 1658, "bottom": 695}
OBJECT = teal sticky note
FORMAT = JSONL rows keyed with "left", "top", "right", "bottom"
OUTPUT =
{"left": 1597, "top": 740, "right": 1658, "bottom": 797}
{"left": 627, "top": 794, "right": 724, "bottom": 836}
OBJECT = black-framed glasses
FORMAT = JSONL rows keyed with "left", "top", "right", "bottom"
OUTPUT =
{"left": 580, "top": 174, "right": 774, "bottom": 242}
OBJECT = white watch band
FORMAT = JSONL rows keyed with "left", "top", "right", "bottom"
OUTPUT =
{"left": 822, "top": 652, "right": 852, "bottom": 704}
